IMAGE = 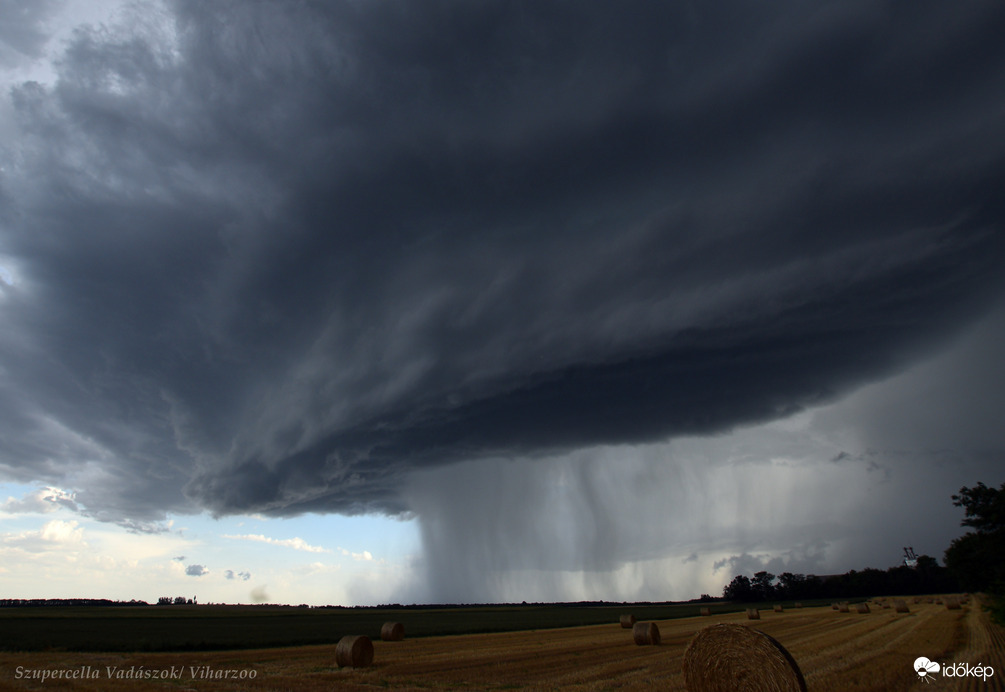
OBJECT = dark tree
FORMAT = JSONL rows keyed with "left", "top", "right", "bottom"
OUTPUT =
{"left": 944, "top": 482, "right": 1005, "bottom": 593}
{"left": 723, "top": 574, "right": 753, "bottom": 601}
{"left": 777, "top": 572, "right": 808, "bottom": 599}
{"left": 751, "top": 571, "right": 776, "bottom": 601}
{"left": 952, "top": 482, "right": 1005, "bottom": 533}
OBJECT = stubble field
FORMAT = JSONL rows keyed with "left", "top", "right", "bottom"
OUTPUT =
{"left": 0, "top": 597, "right": 1002, "bottom": 691}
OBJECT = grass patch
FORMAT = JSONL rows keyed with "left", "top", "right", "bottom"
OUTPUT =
{"left": 0, "top": 602, "right": 733, "bottom": 652}
{"left": 0, "top": 599, "right": 842, "bottom": 653}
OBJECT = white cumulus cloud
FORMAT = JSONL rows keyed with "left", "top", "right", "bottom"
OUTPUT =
{"left": 221, "top": 533, "right": 329, "bottom": 553}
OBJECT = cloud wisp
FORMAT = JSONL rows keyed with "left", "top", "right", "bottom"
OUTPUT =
{"left": 222, "top": 533, "right": 329, "bottom": 554}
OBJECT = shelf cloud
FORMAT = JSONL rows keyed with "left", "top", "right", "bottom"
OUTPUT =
{"left": 1, "top": 0, "right": 1003, "bottom": 600}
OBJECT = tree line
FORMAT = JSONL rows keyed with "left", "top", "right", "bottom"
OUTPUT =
{"left": 722, "top": 558, "right": 956, "bottom": 602}
{"left": 0, "top": 598, "right": 149, "bottom": 607}
{"left": 721, "top": 481, "right": 1005, "bottom": 607}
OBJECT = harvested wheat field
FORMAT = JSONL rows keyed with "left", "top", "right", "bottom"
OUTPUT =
{"left": 0, "top": 597, "right": 1001, "bottom": 691}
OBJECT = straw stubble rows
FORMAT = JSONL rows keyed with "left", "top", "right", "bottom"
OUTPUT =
{"left": 0, "top": 599, "right": 997, "bottom": 691}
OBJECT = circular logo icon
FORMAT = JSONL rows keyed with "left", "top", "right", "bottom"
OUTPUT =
{"left": 915, "top": 657, "right": 940, "bottom": 681}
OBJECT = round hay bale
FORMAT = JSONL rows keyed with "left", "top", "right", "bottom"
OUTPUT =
{"left": 894, "top": 600, "right": 910, "bottom": 613}
{"left": 380, "top": 621, "right": 404, "bottom": 641}
{"left": 335, "top": 635, "right": 374, "bottom": 668}
{"left": 746, "top": 608, "right": 760, "bottom": 620}
{"left": 913, "top": 597, "right": 922, "bottom": 604}
{"left": 794, "top": 602, "right": 802, "bottom": 609}
{"left": 773, "top": 604, "right": 784, "bottom": 613}
{"left": 838, "top": 603, "right": 850, "bottom": 613}
{"left": 855, "top": 603, "right": 870, "bottom": 614}
{"left": 620, "top": 614, "right": 636, "bottom": 628}
{"left": 632, "top": 621, "right": 661, "bottom": 646}
{"left": 831, "top": 604, "right": 839, "bottom": 611}
{"left": 945, "top": 597, "right": 961, "bottom": 610}
{"left": 700, "top": 606, "right": 712, "bottom": 616}
{"left": 683, "top": 623, "right": 807, "bottom": 692}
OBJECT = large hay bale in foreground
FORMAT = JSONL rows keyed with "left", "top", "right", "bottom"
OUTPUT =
{"left": 855, "top": 603, "right": 870, "bottom": 614}
{"left": 380, "top": 621, "right": 405, "bottom": 641}
{"left": 633, "top": 621, "right": 661, "bottom": 646}
{"left": 620, "top": 614, "right": 636, "bottom": 628}
{"left": 700, "top": 607, "right": 711, "bottom": 616}
{"left": 746, "top": 608, "right": 760, "bottom": 620}
{"left": 894, "top": 600, "right": 910, "bottom": 613}
{"left": 336, "top": 635, "right": 374, "bottom": 668}
{"left": 683, "top": 623, "right": 807, "bottom": 692}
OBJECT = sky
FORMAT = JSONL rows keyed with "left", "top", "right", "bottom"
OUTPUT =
{"left": 0, "top": 0, "right": 1004, "bottom": 606}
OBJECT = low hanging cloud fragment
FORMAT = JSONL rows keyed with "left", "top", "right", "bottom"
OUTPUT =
{"left": 0, "top": 487, "right": 78, "bottom": 514}
{"left": 0, "top": 0, "right": 1002, "bottom": 527}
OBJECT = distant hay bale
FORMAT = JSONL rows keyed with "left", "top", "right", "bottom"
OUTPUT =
{"left": 913, "top": 597, "right": 922, "bottom": 604}
{"left": 683, "top": 623, "right": 807, "bottom": 692}
{"left": 881, "top": 603, "right": 891, "bottom": 609}
{"left": 831, "top": 604, "right": 839, "bottom": 610}
{"left": 945, "top": 597, "right": 961, "bottom": 610}
{"left": 855, "top": 603, "right": 870, "bottom": 614}
{"left": 700, "top": 607, "right": 711, "bottom": 616}
{"left": 774, "top": 604, "right": 784, "bottom": 613}
{"left": 335, "top": 635, "right": 374, "bottom": 668}
{"left": 893, "top": 600, "right": 910, "bottom": 613}
{"left": 746, "top": 608, "right": 760, "bottom": 620}
{"left": 794, "top": 603, "right": 802, "bottom": 609}
{"left": 838, "top": 603, "right": 850, "bottom": 613}
{"left": 632, "top": 621, "right": 661, "bottom": 646}
{"left": 380, "top": 621, "right": 404, "bottom": 641}
{"left": 620, "top": 614, "right": 636, "bottom": 628}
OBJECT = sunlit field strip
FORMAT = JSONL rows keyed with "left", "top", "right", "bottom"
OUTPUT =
{"left": 0, "top": 597, "right": 999, "bottom": 691}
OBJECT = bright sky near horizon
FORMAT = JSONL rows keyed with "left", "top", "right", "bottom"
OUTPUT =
{"left": 1, "top": 0, "right": 1003, "bottom": 606}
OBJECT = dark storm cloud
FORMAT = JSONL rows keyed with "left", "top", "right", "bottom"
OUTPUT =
{"left": 1, "top": 0, "right": 1004, "bottom": 521}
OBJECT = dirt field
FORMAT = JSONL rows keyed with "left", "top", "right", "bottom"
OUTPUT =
{"left": 1, "top": 598, "right": 1001, "bottom": 691}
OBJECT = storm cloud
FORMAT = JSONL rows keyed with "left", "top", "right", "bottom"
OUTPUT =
{"left": 1, "top": 0, "right": 1004, "bottom": 599}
